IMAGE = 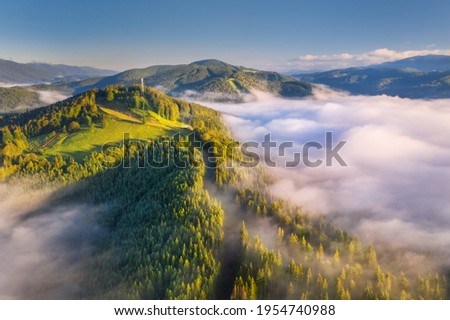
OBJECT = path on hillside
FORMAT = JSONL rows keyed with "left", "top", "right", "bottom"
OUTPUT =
{"left": 40, "top": 131, "right": 62, "bottom": 149}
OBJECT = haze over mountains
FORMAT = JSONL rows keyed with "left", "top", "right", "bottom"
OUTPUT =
{"left": 372, "top": 54, "right": 450, "bottom": 71}
{"left": 294, "top": 55, "right": 450, "bottom": 99}
{"left": 0, "top": 59, "right": 116, "bottom": 85}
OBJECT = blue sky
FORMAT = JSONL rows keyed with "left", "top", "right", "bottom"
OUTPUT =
{"left": 0, "top": 0, "right": 449, "bottom": 71}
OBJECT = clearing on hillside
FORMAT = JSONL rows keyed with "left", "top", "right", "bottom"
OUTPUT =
{"left": 32, "top": 107, "right": 188, "bottom": 162}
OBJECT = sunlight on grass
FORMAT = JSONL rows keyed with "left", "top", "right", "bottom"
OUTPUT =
{"left": 34, "top": 107, "right": 186, "bottom": 161}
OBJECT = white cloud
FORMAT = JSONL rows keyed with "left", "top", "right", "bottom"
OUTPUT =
{"left": 285, "top": 48, "right": 450, "bottom": 71}
{"left": 0, "top": 82, "right": 32, "bottom": 88}
{"left": 208, "top": 88, "right": 450, "bottom": 264}
{"left": 36, "top": 90, "right": 69, "bottom": 105}
{"left": 0, "top": 184, "right": 102, "bottom": 298}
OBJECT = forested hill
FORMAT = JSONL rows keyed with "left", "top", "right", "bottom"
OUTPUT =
{"left": 0, "top": 87, "right": 43, "bottom": 112}
{"left": 59, "top": 59, "right": 313, "bottom": 102}
{"left": 0, "top": 86, "right": 446, "bottom": 299}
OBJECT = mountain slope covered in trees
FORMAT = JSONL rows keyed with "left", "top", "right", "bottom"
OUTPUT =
{"left": 0, "top": 87, "right": 42, "bottom": 112}
{"left": 0, "top": 87, "right": 446, "bottom": 299}
{"left": 0, "top": 85, "right": 71, "bottom": 112}
{"left": 60, "top": 59, "right": 313, "bottom": 102}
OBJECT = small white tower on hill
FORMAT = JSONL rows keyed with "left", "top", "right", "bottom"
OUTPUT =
{"left": 140, "top": 78, "right": 144, "bottom": 93}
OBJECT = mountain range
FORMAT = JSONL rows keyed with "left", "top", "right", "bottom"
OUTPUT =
{"left": 0, "top": 59, "right": 116, "bottom": 84}
{"left": 372, "top": 54, "right": 450, "bottom": 71}
{"left": 293, "top": 55, "right": 450, "bottom": 99}
{"left": 3, "top": 55, "right": 450, "bottom": 113}
{"left": 0, "top": 59, "right": 313, "bottom": 111}
{"left": 64, "top": 59, "right": 313, "bottom": 101}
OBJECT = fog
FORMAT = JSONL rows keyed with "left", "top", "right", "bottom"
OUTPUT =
{"left": 206, "top": 87, "right": 450, "bottom": 264}
{"left": 36, "top": 90, "right": 69, "bottom": 105}
{"left": 0, "top": 83, "right": 32, "bottom": 88}
{"left": 0, "top": 184, "right": 101, "bottom": 299}
{"left": 0, "top": 82, "right": 68, "bottom": 112}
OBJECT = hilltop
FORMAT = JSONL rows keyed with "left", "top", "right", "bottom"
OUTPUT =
{"left": 59, "top": 59, "right": 313, "bottom": 102}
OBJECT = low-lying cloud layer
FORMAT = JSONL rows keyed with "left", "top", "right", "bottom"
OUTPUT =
{"left": 0, "top": 82, "right": 34, "bottom": 88}
{"left": 36, "top": 90, "right": 69, "bottom": 105}
{"left": 0, "top": 84, "right": 69, "bottom": 112}
{"left": 0, "top": 184, "right": 101, "bottom": 299}
{"left": 208, "top": 88, "right": 450, "bottom": 264}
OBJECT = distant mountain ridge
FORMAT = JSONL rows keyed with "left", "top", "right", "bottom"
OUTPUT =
{"left": 371, "top": 54, "right": 450, "bottom": 71}
{"left": 66, "top": 59, "right": 312, "bottom": 102}
{"left": 293, "top": 55, "right": 450, "bottom": 99}
{"left": 0, "top": 59, "right": 117, "bottom": 84}
{"left": 0, "top": 59, "right": 312, "bottom": 111}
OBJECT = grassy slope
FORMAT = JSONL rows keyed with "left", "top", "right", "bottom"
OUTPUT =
{"left": 31, "top": 106, "right": 187, "bottom": 162}
{"left": 227, "top": 79, "right": 239, "bottom": 92}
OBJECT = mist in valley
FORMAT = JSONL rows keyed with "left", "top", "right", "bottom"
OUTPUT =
{"left": 202, "top": 87, "right": 450, "bottom": 269}
{"left": 0, "top": 183, "right": 102, "bottom": 299}
{"left": 1, "top": 85, "right": 449, "bottom": 299}
{"left": 36, "top": 90, "right": 69, "bottom": 105}
{"left": 0, "top": 82, "right": 69, "bottom": 112}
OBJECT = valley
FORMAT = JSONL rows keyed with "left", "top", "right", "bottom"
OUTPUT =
{"left": 0, "top": 85, "right": 446, "bottom": 299}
